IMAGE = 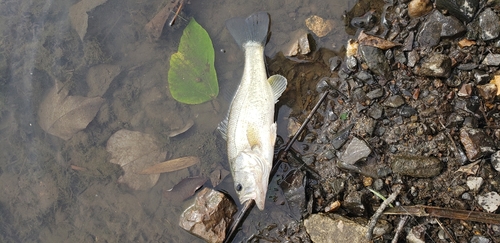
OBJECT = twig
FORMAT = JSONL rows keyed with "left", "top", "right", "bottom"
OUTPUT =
{"left": 366, "top": 185, "right": 402, "bottom": 240}
{"left": 383, "top": 205, "right": 500, "bottom": 225}
{"left": 435, "top": 218, "right": 457, "bottom": 243}
{"left": 223, "top": 91, "right": 330, "bottom": 243}
{"left": 391, "top": 215, "right": 409, "bottom": 243}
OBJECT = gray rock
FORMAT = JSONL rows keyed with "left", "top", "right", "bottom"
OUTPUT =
{"left": 474, "top": 70, "right": 491, "bottom": 85}
{"left": 479, "top": 8, "right": 500, "bottom": 41}
{"left": 482, "top": 53, "right": 500, "bottom": 66}
{"left": 279, "top": 169, "right": 306, "bottom": 221}
{"left": 407, "top": 49, "right": 419, "bottom": 67}
{"left": 358, "top": 45, "right": 392, "bottom": 80}
{"left": 331, "top": 124, "right": 354, "bottom": 149}
{"left": 459, "top": 127, "right": 497, "bottom": 161}
{"left": 304, "top": 213, "right": 369, "bottom": 243}
{"left": 179, "top": 188, "right": 237, "bottom": 243}
{"left": 407, "top": 224, "right": 426, "bottom": 243}
{"left": 366, "top": 88, "right": 384, "bottom": 99}
{"left": 435, "top": 0, "right": 479, "bottom": 23}
{"left": 340, "top": 137, "right": 372, "bottom": 165}
{"left": 400, "top": 105, "right": 418, "bottom": 117}
{"left": 466, "top": 176, "right": 483, "bottom": 191}
{"left": 417, "top": 10, "right": 465, "bottom": 48}
{"left": 470, "top": 235, "right": 492, "bottom": 243}
{"left": 491, "top": 151, "right": 500, "bottom": 172}
{"left": 418, "top": 53, "right": 452, "bottom": 78}
{"left": 368, "top": 103, "right": 384, "bottom": 119}
{"left": 477, "top": 191, "right": 500, "bottom": 213}
{"left": 344, "top": 191, "right": 367, "bottom": 216}
{"left": 382, "top": 95, "right": 405, "bottom": 108}
{"left": 391, "top": 154, "right": 442, "bottom": 178}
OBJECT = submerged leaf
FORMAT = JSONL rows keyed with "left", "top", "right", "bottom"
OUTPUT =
{"left": 163, "top": 176, "right": 208, "bottom": 204}
{"left": 139, "top": 156, "right": 200, "bottom": 174}
{"left": 106, "top": 129, "right": 166, "bottom": 190}
{"left": 168, "top": 18, "right": 219, "bottom": 104}
{"left": 38, "top": 80, "right": 104, "bottom": 140}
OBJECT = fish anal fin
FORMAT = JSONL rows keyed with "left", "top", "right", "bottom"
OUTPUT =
{"left": 268, "top": 75, "right": 288, "bottom": 103}
{"left": 270, "top": 123, "right": 277, "bottom": 145}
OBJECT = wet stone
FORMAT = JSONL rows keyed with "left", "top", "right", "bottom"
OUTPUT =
{"left": 479, "top": 8, "right": 500, "bottom": 41}
{"left": 477, "top": 191, "right": 500, "bottom": 213}
{"left": 400, "top": 105, "right": 417, "bottom": 117}
{"left": 304, "top": 214, "right": 369, "bottom": 243}
{"left": 344, "top": 190, "right": 367, "bottom": 216}
{"left": 340, "top": 137, "right": 372, "bottom": 165}
{"left": 390, "top": 154, "right": 442, "bottom": 178}
{"left": 490, "top": 151, "right": 500, "bottom": 172}
{"left": 358, "top": 45, "right": 391, "bottom": 80}
{"left": 435, "top": 0, "right": 479, "bottom": 23}
{"left": 470, "top": 235, "right": 492, "bottom": 243}
{"left": 459, "top": 127, "right": 497, "bottom": 161}
{"left": 331, "top": 124, "right": 354, "bottom": 149}
{"left": 474, "top": 70, "right": 490, "bottom": 85}
{"left": 476, "top": 83, "right": 497, "bottom": 101}
{"left": 417, "top": 10, "right": 465, "bottom": 48}
{"left": 407, "top": 49, "right": 419, "bottom": 67}
{"left": 179, "top": 188, "right": 237, "bottom": 243}
{"left": 382, "top": 95, "right": 405, "bottom": 108}
{"left": 417, "top": 53, "right": 452, "bottom": 78}
{"left": 368, "top": 103, "right": 384, "bottom": 120}
{"left": 366, "top": 88, "right": 384, "bottom": 99}
{"left": 482, "top": 53, "right": 500, "bottom": 66}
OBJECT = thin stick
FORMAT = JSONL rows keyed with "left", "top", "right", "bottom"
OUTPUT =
{"left": 223, "top": 91, "right": 330, "bottom": 243}
{"left": 391, "top": 215, "right": 409, "bottom": 243}
{"left": 169, "top": 0, "right": 184, "bottom": 26}
{"left": 366, "top": 185, "right": 402, "bottom": 240}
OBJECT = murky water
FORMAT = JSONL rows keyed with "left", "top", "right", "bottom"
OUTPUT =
{"left": 0, "top": 0, "right": 359, "bottom": 241}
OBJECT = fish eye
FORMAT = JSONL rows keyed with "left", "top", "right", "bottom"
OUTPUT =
{"left": 235, "top": 183, "right": 242, "bottom": 192}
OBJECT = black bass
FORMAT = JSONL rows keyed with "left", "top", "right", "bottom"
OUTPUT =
{"left": 219, "top": 12, "right": 287, "bottom": 210}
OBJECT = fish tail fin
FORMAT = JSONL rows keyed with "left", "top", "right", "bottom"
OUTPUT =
{"left": 226, "top": 12, "right": 269, "bottom": 48}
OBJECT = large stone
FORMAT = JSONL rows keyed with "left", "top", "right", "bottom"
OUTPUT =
{"left": 435, "top": 0, "right": 479, "bottom": 23}
{"left": 304, "top": 213, "right": 369, "bottom": 243}
{"left": 358, "top": 45, "right": 392, "bottom": 80}
{"left": 340, "top": 137, "right": 372, "bottom": 165}
{"left": 479, "top": 8, "right": 500, "bottom": 41}
{"left": 417, "top": 10, "right": 465, "bottom": 48}
{"left": 179, "top": 188, "right": 237, "bottom": 243}
{"left": 459, "top": 127, "right": 497, "bottom": 161}
{"left": 417, "top": 53, "right": 452, "bottom": 78}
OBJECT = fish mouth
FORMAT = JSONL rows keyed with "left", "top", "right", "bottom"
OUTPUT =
{"left": 238, "top": 188, "right": 266, "bottom": 210}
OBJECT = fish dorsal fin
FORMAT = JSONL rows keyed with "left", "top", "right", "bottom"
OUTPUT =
{"left": 217, "top": 115, "right": 228, "bottom": 140}
{"left": 246, "top": 125, "right": 261, "bottom": 147}
{"left": 268, "top": 75, "right": 287, "bottom": 103}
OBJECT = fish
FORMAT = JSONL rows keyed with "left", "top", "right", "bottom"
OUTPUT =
{"left": 218, "top": 12, "right": 288, "bottom": 210}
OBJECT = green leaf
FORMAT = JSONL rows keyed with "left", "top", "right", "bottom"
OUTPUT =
{"left": 168, "top": 18, "right": 219, "bottom": 104}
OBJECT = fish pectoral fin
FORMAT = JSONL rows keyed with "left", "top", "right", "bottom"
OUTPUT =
{"left": 217, "top": 115, "right": 229, "bottom": 141}
{"left": 246, "top": 125, "right": 261, "bottom": 148}
{"left": 268, "top": 75, "right": 288, "bottom": 103}
{"left": 270, "top": 123, "right": 277, "bottom": 145}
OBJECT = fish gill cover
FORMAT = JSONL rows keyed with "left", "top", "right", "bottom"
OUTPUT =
{"left": 167, "top": 18, "right": 219, "bottom": 105}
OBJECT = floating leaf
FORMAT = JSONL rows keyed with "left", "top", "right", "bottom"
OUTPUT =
{"left": 106, "top": 129, "right": 167, "bottom": 190}
{"left": 167, "top": 18, "right": 219, "bottom": 104}
{"left": 139, "top": 156, "right": 200, "bottom": 174}
{"left": 38, "top": 80, "right": 105, "bottom": 140}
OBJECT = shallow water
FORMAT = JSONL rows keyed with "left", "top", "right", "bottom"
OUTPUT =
{"left": 0, "top": 0, "right": 361, "bottom": 241}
